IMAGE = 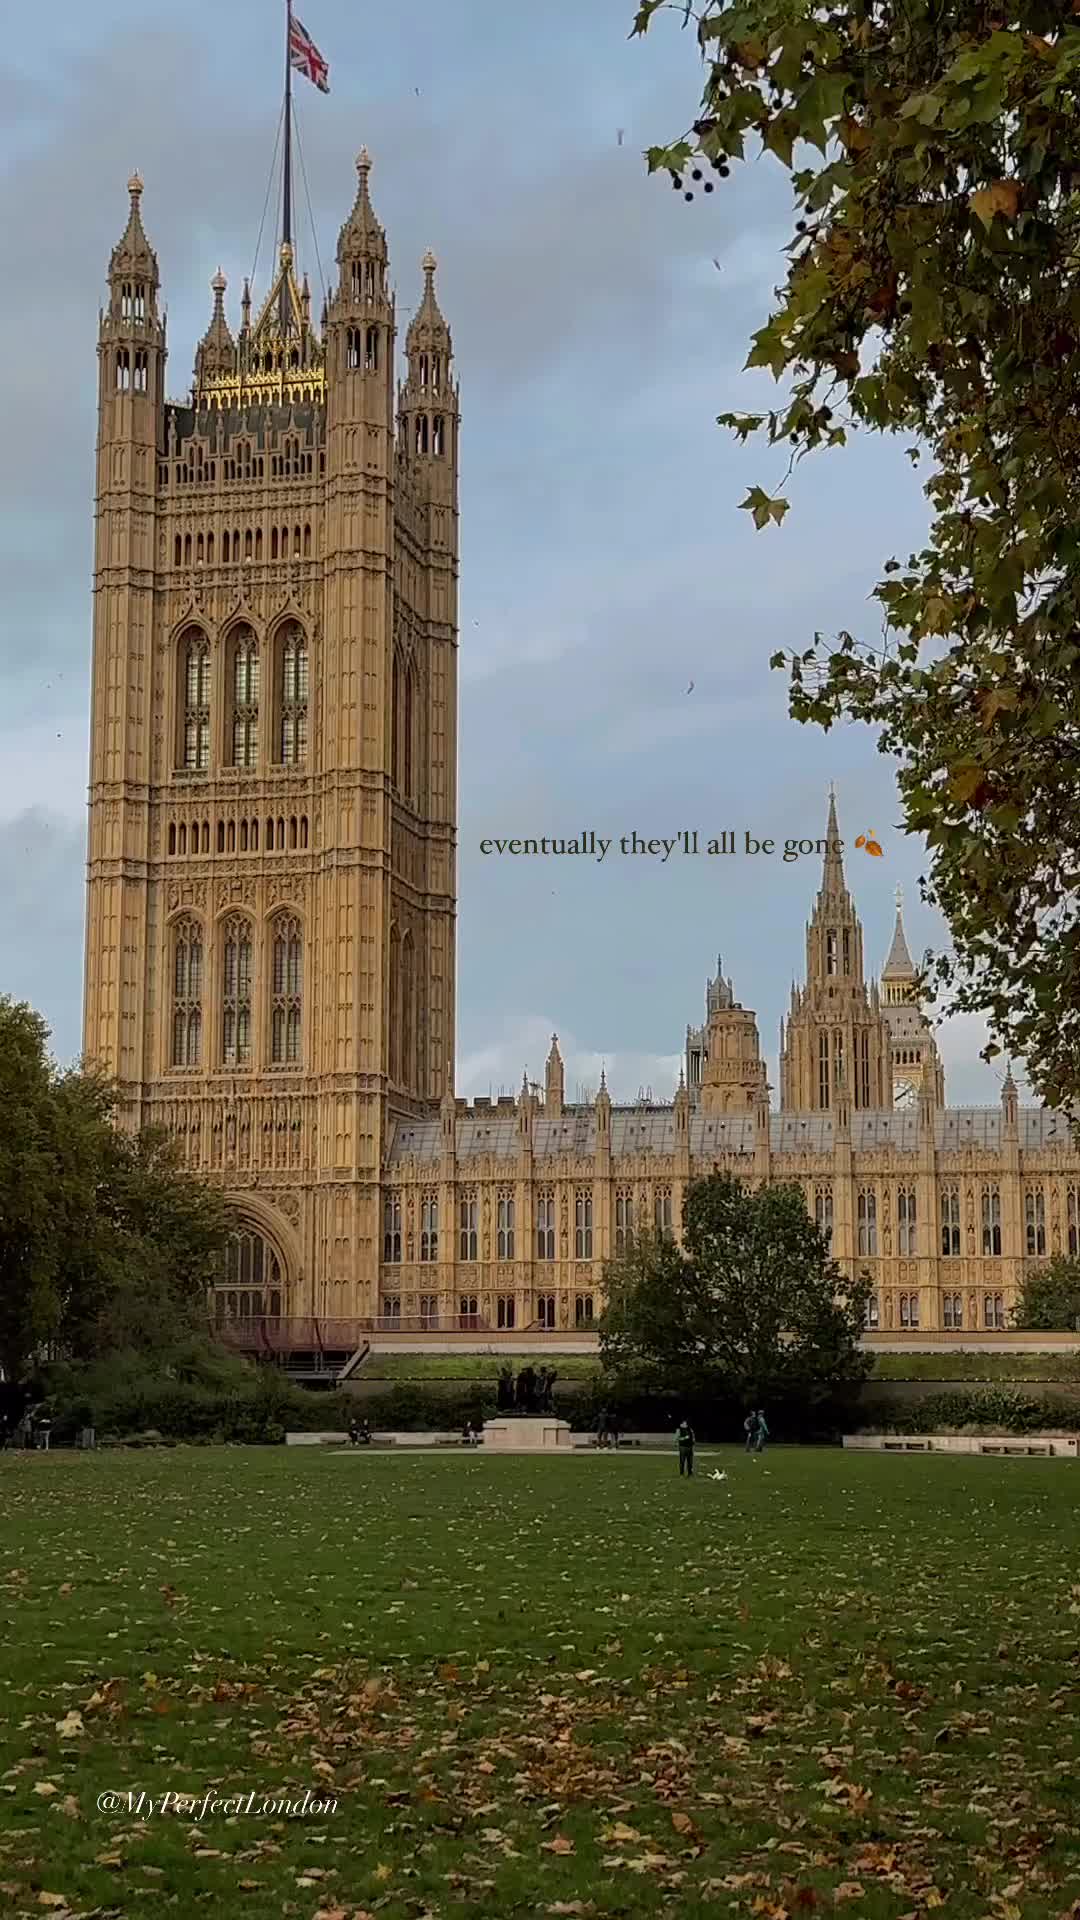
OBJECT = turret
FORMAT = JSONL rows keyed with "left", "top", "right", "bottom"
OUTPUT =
{"left": 779, "top": 787, "right": 892, "bottom": 1111}
{"left": 98, "top": 172, "right": 166, "bottom": 445}
{"left": 881, "top": 885, "right": 917, "bottom": 1006}
{"left": 440, "top": 1062, "right": 456, "bottom": 1152}
{"left": 595, "top": 1066, "right": 611, "bottom": 1151}
{"left": 545, "top": 1033, "right": 564, "bottom": 1117}
{"left": 195, "top": 269, "right": 235, "bottom": 385}
{"left": 399, "top": 249, "right": 459, "bottom": 482}
{"left": 1002, "top": 1061, "right": 1019, "bottom": 1137}
{"left": 698, "top": 963, "right": 766, "bottom": 1114}
{"left": 325, "top": 149, "right": 394, "bottom": 426}
{"left": 517, "top": 1068, "right": 535, "bottom": 1150}
{"left": 674, "top": 1065, "right": 690, "bottom": 1137}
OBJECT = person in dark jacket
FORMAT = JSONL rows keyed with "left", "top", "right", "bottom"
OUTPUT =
{"left": 675, "top": 1418, "right": 695, "bottom": 1476}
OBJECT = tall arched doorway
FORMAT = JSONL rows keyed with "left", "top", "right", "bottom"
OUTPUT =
{"left": 214, "top": 1227, "right": 284, "bottom": 1327}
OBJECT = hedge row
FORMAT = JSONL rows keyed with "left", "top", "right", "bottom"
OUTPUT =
{"left": 856, "top": 1387, "right": 1080, "bottom": 1435}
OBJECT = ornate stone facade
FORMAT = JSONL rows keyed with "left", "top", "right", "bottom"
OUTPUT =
{"left": 83, "top": 155, "right": 1076, "bottom": 1343}
{"left": 83, "top": 156, "right": 459, "bottom": 1317}
{"left": 378, "top": 821, "right": 1075, "bottom": 1339}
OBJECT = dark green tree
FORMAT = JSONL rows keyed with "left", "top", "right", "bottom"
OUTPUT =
{"left": 598, "top": 1228, "right": 719, "bottom": 1396}
{"left": 0, "top": 998, "right": 68, "bottom": 1380}
{"left": 0, "top": 995, "right": 235, "bottom": 1381}
{"left": 1013, "top": 1255, "right": 1080, "bottom": 1332}
{"left": 599, "top": 1172, "right": 872, "bottom": 1409}
{"left": 632, "top": 0, "right": 1080, "bottom": 1111}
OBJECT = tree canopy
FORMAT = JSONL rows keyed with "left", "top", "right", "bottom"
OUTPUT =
{"left": 599, "top": 1171, "right": 871, "bottom": 1408}
{"left": 1012, "top": 1254, "right": 1080, "bottom": 1331}
{"left": 633, "top": 0, "right": 1080, "bottom": 1111}
{"left": 0, "top": 995, "right": 235, "bottom": 1383}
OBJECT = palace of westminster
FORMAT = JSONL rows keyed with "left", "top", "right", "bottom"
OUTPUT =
{"left": 83, "top": 146, "right": 1080, "bottom": 1345}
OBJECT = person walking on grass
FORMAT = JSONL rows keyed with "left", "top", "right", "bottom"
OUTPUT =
{"left": 754, "top": 1408, "right": 769, "bottom": 1454}
{"left": 675, "top": 1417, "right": 695, "bottom": 1477}
{"left": 743, "top": 1410, "right": 756, "bottom": 1454}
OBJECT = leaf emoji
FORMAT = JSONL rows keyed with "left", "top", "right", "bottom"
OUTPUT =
{"left": 866, "top": 836, "right": 883, "bottom": 856}
{"left": 855, "top": 835, "right": 866, "bottom": 848}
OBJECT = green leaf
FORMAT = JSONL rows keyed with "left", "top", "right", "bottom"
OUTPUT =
{"left": 739, "top": 486, "right": 789, "bottom": 530}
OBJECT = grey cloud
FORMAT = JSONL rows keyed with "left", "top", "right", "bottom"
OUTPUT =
{"left": 0, "top": 810, "right": 85, "bottom": 1064}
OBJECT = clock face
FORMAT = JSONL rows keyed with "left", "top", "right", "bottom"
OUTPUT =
{"left": 894, "top": 1079, "right": 916, "bottom": 1109}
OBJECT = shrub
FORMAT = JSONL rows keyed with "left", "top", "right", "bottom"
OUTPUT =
{"left": 856, "top": 1388, "right": 1080, "bottom": 1435}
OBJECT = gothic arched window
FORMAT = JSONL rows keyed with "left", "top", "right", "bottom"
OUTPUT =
{"left": 403, "top": 661, "right": 414, "bottom": 798}
{"left": 221, "top": 915, "right": 253, "bottom": 1067}
{"left": 391, "top": 653, "right": 401, "bottom": 789}
{"left": 401, "top": 931, "right": 414, "bottom": 1092}
{"left": 270, "top": 916, "right": 303, "bottom": 1066}
{"left": 180, "top": 628, "right": 211, "bottom": 770}
{"left": 215, "top": 1229, "right": 283, "bottom": 1324}
{"left": 278, "top": 624, "right": 308, "bottom": 765}
{"left": 229, "top": 625, "right": 260, "bottom": 768}
{"left": 614, "top": 1187, "right": 634, "bottom": 1254}
{"left": 171, "top": 917, "right": 203, "bottom": 1067}
{"left": 388, "top": 925, "right": 401, "bottom": 1083}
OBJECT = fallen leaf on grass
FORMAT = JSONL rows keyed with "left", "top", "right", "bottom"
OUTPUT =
{"left": 541, "top": 1833, "right": 575, "bottom": 1855}
{"left": 54, "top": 1711, "right": 84, "bottom": 1738}
{"left": 834, "top": 1884, "right": 865, "bottom": 1902}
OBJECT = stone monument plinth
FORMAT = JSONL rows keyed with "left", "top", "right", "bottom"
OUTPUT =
{"left": 482, "top": 1416, "right": 573, "bottom": 1451}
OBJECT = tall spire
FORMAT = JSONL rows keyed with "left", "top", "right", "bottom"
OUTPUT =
{"left": 107, "top": 173, "right": 160, "bottom": 301}
{"left": 337, "top": 148, "right": 388, "bottom": 268}
{"left": 820, "top": 781, "right": 846, "bottom": 901}
{"left": 195, "top": 269, "right": 235, "bottom": 382}
{"left": 406, "top": 250, "right": 451, "bottom": 358}
{"left": 883, "top": 883, "right": 915, "bottom": 979}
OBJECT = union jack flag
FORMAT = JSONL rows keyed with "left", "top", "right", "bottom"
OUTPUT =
{"left": 289, "top": 13, "right": 330, "bottom": 93}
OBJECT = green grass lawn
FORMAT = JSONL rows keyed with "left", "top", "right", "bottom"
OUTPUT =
{"left": 1, "top": 1447, "right": 1078, "bottom": 1918}
{"left": 868, "top": 1350, "right": 1080, "bottom": 1382}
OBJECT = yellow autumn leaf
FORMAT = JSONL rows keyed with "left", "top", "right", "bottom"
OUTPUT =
{"left": 970, "top": 180, "right": 1021, "bottom": 226}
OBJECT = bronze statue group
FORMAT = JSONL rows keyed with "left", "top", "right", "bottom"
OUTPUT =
{"left": 495, "top": 1362, "right": 559, "bottom": 1416}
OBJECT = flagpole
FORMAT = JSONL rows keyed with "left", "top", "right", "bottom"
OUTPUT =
{"left": 282, "top": 0, "right": 293, "bottom": 251}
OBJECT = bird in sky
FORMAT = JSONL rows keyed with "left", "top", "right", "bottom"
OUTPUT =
{"left": 617, "top": 128, "right": 625, "bottom": 146}
{"left": 686, "top": 679, "right": 695, "bottom": 694}
{"left": 712, "top": 257, "right": 723, "bottom": 272}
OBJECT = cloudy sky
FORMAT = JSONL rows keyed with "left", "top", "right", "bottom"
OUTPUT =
{"left": 0, "top": 0, "right": 1005, "bottom": 1108}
